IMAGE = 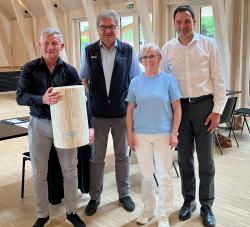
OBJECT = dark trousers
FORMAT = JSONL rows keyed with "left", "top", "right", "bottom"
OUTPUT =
{"left": 89, "top": 117, "right": 130, "bottom": 202}
{"left": 178, "top": 96, "right": 215, "bottom": 207}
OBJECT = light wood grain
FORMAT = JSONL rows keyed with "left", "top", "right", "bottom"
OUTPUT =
{"left": 0, "top": 93, "right": 250, "bottom": 227}
{"left": 50, "top": 85, "right": 89, "bottom": 149}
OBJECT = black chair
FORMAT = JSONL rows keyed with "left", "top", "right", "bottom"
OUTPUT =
{"left": 21, "top": 152, "right": 31, "bottom": 198}
{"left": 234, "top": 108, "right": 250, "bottom": 134}
{"left": 21, "top": 149, "right": 65, "bottom": 202}
{"left": 172, "top": 161, "right": 179, "bottom": 178}
{"left": 215, "top": 96, "right": 239, "bottom": 154}
{"left": 21, "top": 145, "right": 91, "bottom": 201}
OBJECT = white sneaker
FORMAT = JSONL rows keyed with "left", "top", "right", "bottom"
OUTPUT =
{"left": 136, "top": 209, "right": 154, "bottom": 224}
{"left": 158, "top": 216, "right": 169, "bottom": 227}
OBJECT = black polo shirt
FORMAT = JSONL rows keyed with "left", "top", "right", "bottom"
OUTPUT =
{"left": 16, "top": 57, "right": 81, "bottom": 120}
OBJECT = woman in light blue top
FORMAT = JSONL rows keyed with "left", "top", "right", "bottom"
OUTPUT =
{"left": 126, "top": 43, "right": 182, "bottom": 227}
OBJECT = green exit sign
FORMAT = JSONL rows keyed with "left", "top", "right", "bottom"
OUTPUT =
{"left": 127, "top": 3, "right": 134, "bottom": 9}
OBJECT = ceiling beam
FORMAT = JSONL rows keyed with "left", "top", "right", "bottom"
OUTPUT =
{"left": 41, "top": 0, "right": 68, "bottom": 62}
{"left": 18, "top": 0, "right": 37, "bottom": 47}
{"left": 10, "top": 0, "right": 37, "bottom": 60}
{"left": 53, "top": 0, "right": 67, "bottom": 13}
{"left": 136, "top": 0, "right": 154, "bottom": 43}
{"left": 32, "top": 17, "right": 39, "bottom": 54}
{"left": 81, "top": 0, "right": 99, "bottom": 42}
{"left": 65, "top": 11, "right": 77, "bottom": 66}
{"left": 0, "top": 14, "right": 13, "bottom": 66}
{"left": 153, "top": 0, "right": 164, "bottom": 47}
{"left": 18, "top": 0, "right": 35, "bottom": 18}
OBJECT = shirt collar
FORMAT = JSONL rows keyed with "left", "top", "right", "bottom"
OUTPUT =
{"left": 190, "top": 32, "right": 199, "bottom": 44}
{"left": 99, "top": 40, "right": 118, "bottom": 50}
{"left": 39, "top": 56, "right": 63, "bottom": 66}
{"left": 174, "top": 32, "right": 198, "bottom": 46}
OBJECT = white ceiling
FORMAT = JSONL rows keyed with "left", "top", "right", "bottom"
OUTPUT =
{"left": 0, "top": 0, "right": 128, "bottom": 20}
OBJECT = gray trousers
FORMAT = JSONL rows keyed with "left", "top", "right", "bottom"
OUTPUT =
{"left": 28, "top": 117, "right": 78, "bottom": 218}
{"left": 178, "top": 96, "right": 215, "bottom": 207}
{"left": 89, "top": 117, "right": 130, "bottom": 202}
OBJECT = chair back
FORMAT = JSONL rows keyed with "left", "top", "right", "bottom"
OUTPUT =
{"left": 220, "top": 96, "right": 237, "bottom": 124}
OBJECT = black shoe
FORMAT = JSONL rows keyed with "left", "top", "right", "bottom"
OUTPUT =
{"left": 200, "top": 206, "right": 216, "bottom": 227}
{"left": 66, "top": 212, "right": 86, "bottom": 227}
{"left": 119, "top": 196, "right": 135, "bottom": 212}
{"left": 85, "top": 199, "right": 100, "bottom": 216}
{"left": 32, "top": 216, "right": 49, "bottom": 227}
{"left": 179, "top": 200, "right": 197, "bottom": 221}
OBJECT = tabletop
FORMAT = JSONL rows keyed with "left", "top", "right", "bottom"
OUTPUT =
{"left": 0, "top": 122, "right": 28, "bottom": 141}
{"left": 226, "top": 90, "right": 242, "bottom": 96}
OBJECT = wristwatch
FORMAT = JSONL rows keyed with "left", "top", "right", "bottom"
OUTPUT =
{"left": 171, "top": 129, "right": 179, "bottom": 136}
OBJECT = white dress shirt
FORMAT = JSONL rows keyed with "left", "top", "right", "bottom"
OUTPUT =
{"left": 100, "top": 41, "right": 117, "bottom": 94}
{"left": 161, "top": 33, "right": 226, "bottom": 114}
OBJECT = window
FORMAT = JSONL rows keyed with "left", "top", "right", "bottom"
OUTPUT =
{"left": 79, "top": 21, "right": 89, "bottom": 57}
{"left": 200, "top": 6, "right": 215, "bottom": 37}
{"left": 120, "top": 16, "right": 134, "bottom": 46}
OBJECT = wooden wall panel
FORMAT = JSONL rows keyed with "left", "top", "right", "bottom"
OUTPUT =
{"left": 11, "top": 21, "right": 29, "bottom": 67}
{"left": 0, "top": 14, "right": 12, "bottom": 67}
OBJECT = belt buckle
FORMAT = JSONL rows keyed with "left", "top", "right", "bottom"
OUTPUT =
{"left": 188, "top": 97, "right": 194, "bottom": 103}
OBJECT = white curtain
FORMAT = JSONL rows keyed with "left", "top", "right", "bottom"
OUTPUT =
{"left": 212, "top": 0, "right": 250, "bottom": 107}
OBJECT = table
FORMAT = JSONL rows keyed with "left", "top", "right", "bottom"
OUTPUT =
{"left": 0, "top": 122, "right": 28, "bottom": 140}
{"left": 226, "top": 90, "right": 242, "bottom": 96}
{"left": 0, "top": 119, "right": 90, "bottom": 205}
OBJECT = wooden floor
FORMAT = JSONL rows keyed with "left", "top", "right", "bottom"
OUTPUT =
{"left": 0, "top": 93, "right": 250, "bottom": 227}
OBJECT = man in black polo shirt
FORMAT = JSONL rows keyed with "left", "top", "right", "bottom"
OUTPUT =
{"left": 16, "top": 28, "right": 86, "bottom": 227}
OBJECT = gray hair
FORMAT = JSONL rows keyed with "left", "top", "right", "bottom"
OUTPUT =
{"left": 40, "top": 27, "right": 64, "bottom": 43}
{"left": 138, "top": 43, "right": 162, "bottom": 62}
{"left": 96, "top": 10, "right": 119, "bottom": 27}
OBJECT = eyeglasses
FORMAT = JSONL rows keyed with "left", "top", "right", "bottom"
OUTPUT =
{"left": 98, "top": 25, "right": 117, "bottom": 31}
{"left": 141, "top": 54, "right": 158, "bottom": 61}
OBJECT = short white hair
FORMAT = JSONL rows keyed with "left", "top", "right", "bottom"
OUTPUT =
{"left": 40, "top": 27, "right": 63, "bottom": 43}
{"left": 96, "top": 10, "right": 119, "bottom": 27}
{"left": 138, "top": 43, "right": 162, "bottom": 62}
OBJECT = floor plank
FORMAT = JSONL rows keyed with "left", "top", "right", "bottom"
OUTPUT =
{"left": 0, "top": 93, "right": 250, "bottom": 227}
